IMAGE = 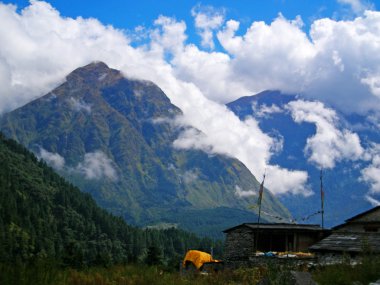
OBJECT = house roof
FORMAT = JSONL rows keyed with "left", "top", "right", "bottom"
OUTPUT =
{"left": 332, "top": 206, "right": 380, "bottom": 230}
{"left": 345, "top": 206, "right": 380, "bottom": 222}
{"left": 223, "top": 223, "right": 324, "bottom": 233}
{"left": 309, "top": 232, "right": 380, "bottom": 253}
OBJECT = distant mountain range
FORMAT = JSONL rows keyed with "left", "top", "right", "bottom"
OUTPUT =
{"left": 227, "top": 90, "right": 379, "bottom": 227}
{"left": 0, "top": 62, "right": 290, "bottom": 237}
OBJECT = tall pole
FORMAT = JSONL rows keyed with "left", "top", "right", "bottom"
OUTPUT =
{"left": 320, "top": 169, "right": 324, "bottom": 229}
{"left": 255, "top": 172, "right": 266, "bottom": 253}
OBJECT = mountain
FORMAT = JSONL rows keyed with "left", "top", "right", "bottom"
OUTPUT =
{"left": 227, "top": 90, "right": 377, "bottom": 227}
{"left": 0, "top": 62, "right": 290, "bottom": 237}
{"left": 0, "top": 132, "right": 222, "bottom": 266}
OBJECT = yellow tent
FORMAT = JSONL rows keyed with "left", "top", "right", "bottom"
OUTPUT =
{"left": 182, "top": 250, "right": 221, "bottom": 270}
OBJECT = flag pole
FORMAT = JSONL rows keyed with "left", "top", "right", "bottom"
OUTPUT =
{"left": 320, "top": 169, "right": 324, "bottom": 229}
{"left": 255, "top": 171, "right": 266, "bottom": 253}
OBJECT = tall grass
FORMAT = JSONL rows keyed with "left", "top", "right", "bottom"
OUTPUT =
{"left": 313, "top": 254, "right": 380, "bottom": 285}
{"left": 0, "top": 259, "right": 61, "bottom": 285}
{"left": 0, "top": 262, "right": 262, "bottom": 285}
{"left": 1, "top": 255, "right": 380, "bottom": 285}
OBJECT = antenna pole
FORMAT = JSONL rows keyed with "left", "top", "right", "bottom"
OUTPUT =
{"left": 320, "top": 169, "right": 324, "bottom": 229}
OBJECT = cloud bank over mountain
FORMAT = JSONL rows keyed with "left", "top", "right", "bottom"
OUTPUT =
{"left": 286, "top": 100, "right": 364, "bottom": 169}
{"left": 0, "top": 1, "right": 379, "bottom": 196}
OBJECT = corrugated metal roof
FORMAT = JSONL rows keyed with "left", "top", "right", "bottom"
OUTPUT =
{"left": 309, "top": 232, "right": 380, "bottom": 253}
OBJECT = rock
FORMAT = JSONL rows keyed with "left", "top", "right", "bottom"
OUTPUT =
{"left": 290, "top": 271, "right": 317, "bottom": 285}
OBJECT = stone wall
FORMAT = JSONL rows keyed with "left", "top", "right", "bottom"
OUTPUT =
{"left": 224, "top": 227, "right": 255, "bottom": 263}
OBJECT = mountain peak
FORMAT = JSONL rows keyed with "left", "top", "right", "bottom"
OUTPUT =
{"left": 66, "top": 61, "right": 123, "bottom": 86}
{"left": 82, "top": 61, "right": 111, "bottom": 72}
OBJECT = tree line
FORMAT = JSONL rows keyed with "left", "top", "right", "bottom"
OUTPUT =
{"left": 0, "top": 132, "right": 222, "bottom": 268}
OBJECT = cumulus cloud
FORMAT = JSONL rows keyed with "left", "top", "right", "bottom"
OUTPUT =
{"left": 38, "top": 147, "right": 65, "bottom": 170}
{"left": 266, "top": 165, "right": 311, "bottom": 196}
{"left": 361, "top": 144, "right": 380, "bottom": 193}
{"left": 191, "top": 4, "right": 225, "bottom": 49}
{"left": 216, "top": 15, "right": 316, "bottom": 99}
{"left": 151, "top": 15, "right": 187, "bottom": 54}
{"left": 286, "top": 100, "right": 364, "bottom": 168}
{"left": 215, "top": 11, "right": 380, "bottom": 113}
{"left": 75, "top": 151, "right": 117, "bottom": 181}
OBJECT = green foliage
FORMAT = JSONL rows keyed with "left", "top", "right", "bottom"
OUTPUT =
{"left": 0, "top": 259, "right": 61, "bottom": 285}
{"left": 0, "top": 133, "right": 222, "bottom": 268}
{"left": 145, "top": 245, "right": 163, "bottom": 266}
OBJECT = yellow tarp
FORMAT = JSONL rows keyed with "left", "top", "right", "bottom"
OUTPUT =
{"left": 182, "top": 250, "right": 221, "bottom": 269}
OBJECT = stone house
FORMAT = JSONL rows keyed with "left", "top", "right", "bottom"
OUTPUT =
{"left": 310, "top": 206, "right": 380, "bottom": 257}
{"left": 223, "top": 223, "right": 327, "bottom": 266}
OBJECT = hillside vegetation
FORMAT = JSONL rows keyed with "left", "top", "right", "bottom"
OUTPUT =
{"left": 0, "top": 132, "right": 222, "bottom": 268}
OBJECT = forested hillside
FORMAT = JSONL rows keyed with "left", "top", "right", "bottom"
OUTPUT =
{"left": 0, "top": 132, "right": 221, "bottom": 267}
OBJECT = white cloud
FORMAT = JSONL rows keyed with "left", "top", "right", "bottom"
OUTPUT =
{"left": 173, "top": 111, "right": 309, "bottom": 196}
{"left": 308, "top": 11, "right": 380, "bottom": 112}
{"left": 68, "top": 97, "right": 91, "bottom": 112}
{"left": 359, "top": 143, "right": 380, "bottom": 199}
{"left": 38, "top": 147, "right": 65, "bottom": 170}
{"left": 75, "top": 151, "right": 117, "bottom": 181}
{"left": 253, "top": 102, "right": 283, "bottom": 118}
{"left": 365, "top": 195, "right": 380, "bottom": 206}
{"left": 266, "top": 165, "right": 311, "bottom": 196}
{"left": 191, "top": 4, "right": 225, "bottom": 49}
{"left": 235, "top": 185, "right": 256, "bottom": 198}
{"left": 216, "top": 15, "right": 316, "bottom": 98}
{"left": 337, "top": 0, "right": 374, "bottom": 14}
{"left": 286, "top": 100, "right": 364, "bottom": 168}
{"left": 151, "top": 16, "right": 187, "bottom": 54}
{"left": 181, "top": 170, "right": 198, "bottom": 184}
{"left": 0, "top": 1, "right": 133, "bottom": 114}
{"left": 214, "top": 11, "right": 380, "bottom": 114}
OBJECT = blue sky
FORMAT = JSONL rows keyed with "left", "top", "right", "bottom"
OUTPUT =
{"left": 4, "top": 0, "right": 339, "bottom": 26}
{"left": 4, "top": 0, "right": 376, "bottom": 48}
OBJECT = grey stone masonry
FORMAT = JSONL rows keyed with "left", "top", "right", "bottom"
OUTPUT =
{"left": 224, "top": 227, "right": 255, "bottom": 262}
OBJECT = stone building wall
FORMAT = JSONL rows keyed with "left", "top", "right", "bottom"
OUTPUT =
{"left": 298, "top": 234, "right": 318, "bottom": 252}
{"left": 224, "top": 227, "right": 254, "bottom": 263}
